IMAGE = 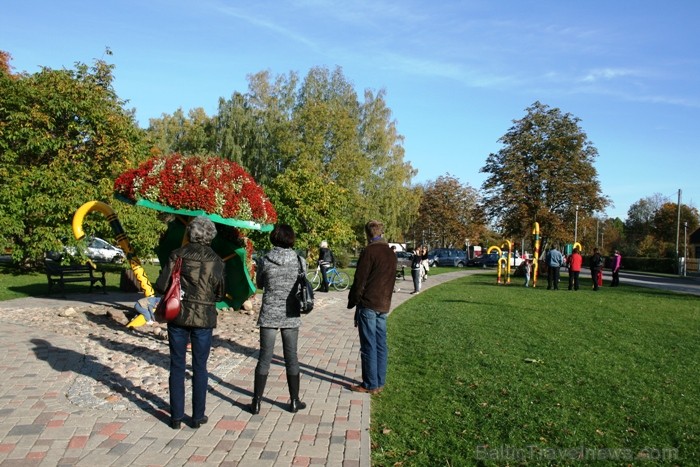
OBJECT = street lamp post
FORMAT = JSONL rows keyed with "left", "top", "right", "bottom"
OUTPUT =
{"left": 574, "top": 205, "right": 579, "bottom": 244}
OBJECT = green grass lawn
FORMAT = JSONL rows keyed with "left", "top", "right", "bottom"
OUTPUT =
{"left": 0, "top": 262, "right": 162, "bottom": 301}
{"left": 0, "top": 262, "right": 361, "bottom": 301}
{"left": 373, "top": 272, "right": 699, "bottom": 466}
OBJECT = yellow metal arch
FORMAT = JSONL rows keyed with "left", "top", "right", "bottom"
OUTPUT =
{"left": 72, "top": 201, "right": 154, "bottom": 298}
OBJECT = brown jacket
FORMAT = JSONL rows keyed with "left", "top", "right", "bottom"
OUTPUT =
{"left": 347, "top": 239, "right": 397, "bottom": 313}
{"left": 156, "top": 243, "right": 225, "bottom": 328}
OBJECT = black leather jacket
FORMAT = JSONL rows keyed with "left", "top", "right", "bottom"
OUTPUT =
{"left": 156, "top": 243, "right": 225, "bottom": 328}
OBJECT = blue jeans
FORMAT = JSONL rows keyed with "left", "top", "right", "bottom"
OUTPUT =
{"left": 355, "top": 307, "right": 388, "bottom": 390}
{"left": 168, "top": 324, "right": 213, "bottom": 421}
{"left": 255, "top": 327, "right": 300, "bottom": 375}
{"left": 411, "top": 268, "right": 421, "bottom": 292}
{"left": 547, "top": 266, "right": 561, "bottom": 289}
{"left": 134, "top": 296, "right": 159, "bottom": 321}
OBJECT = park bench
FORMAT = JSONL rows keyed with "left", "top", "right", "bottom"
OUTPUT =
{"left": 395, "top": 265, "right": 406, "bottom": 281}
{"left": 45, "top": 261, "right": 107, "bottom": 296}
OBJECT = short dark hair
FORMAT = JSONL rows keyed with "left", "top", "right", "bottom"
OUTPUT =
{"left": 364, "top": 220, "right": 384, "bottom": 241}
{"left": 270, "top": 224, "right": 295, "bottom": 248}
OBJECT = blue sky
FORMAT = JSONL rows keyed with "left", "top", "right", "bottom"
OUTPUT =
{"left": 2, "top": 0, "right": 699, "bottom": 221}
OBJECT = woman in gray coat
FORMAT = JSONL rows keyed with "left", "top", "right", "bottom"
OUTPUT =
{"left": 251, "top": 224, "right": 307, "bottom": 414}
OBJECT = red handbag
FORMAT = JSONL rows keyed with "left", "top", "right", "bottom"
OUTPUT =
{"left": 155, "top": 257, "right": 183, "bottom": 322}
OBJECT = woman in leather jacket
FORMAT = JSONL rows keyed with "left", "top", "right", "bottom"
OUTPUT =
{"left": 156, "top": 216, "right": 225, "bottom": 429}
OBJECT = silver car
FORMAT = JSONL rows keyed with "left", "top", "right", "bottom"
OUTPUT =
{"left": 64, "top": 237, "right": 125, "bottom": 263}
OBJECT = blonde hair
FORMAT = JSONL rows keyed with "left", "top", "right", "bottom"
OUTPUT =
{"left": 320, "top": 240, "right": 328, "bottom": 248}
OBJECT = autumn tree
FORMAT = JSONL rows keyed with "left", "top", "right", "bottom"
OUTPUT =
{"left": 653, "top": 202, "right": 699, "bottom": 252}
{"left": 623, "top": 193, "right": 667, "bottom": 256}
{"left": 413, "top": 175, "right": 482, "bottom": 249}
{"left": 625, "top": 194, "right": 666, "bottom": 238}
{"left": 480, "top": 102, "right": 609, "bottom": 244}
{"left": 621, "top": 195, "right": 699, "bottom": 258}
{"left": 0, "top": 51, "right": 158, "bottom": 268}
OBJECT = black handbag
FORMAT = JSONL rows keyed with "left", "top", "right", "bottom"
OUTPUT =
{"left": 295, "top": 255, "right": 315, "bottom": 314}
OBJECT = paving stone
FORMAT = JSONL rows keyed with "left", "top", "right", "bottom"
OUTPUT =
{"left": 0, "top": 272, "right": 469, "bottom": 466}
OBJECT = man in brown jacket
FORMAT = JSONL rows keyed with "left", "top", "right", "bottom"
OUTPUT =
{"left": 347, "top": 220, "right": 397, "bottom": 394}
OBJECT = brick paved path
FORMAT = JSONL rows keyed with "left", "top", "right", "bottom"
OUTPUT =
{"left": 0, "top": 270, "right": 470, "bottom": 466}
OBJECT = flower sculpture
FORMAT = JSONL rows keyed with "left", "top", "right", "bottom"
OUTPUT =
{"left": 114, "top": 153, "right": 277, "bottom": 230}
{"left": 114, "top": 154, "right": 276, "bottom": 310}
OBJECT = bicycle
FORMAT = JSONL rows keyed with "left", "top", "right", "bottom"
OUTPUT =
{"left": 306, "top": 265, "right": 350, "bottom": 291}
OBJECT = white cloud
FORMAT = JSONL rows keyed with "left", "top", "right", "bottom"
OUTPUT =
{"left": 581, "top": 68, "right": 637, "bottom": 83}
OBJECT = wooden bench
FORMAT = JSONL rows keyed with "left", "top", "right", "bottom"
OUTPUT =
{"left": 45, "top": 261, "right": 107, "bottom": 296}
{"left": 395, "top": 266, "right": 406, "bottom": 281}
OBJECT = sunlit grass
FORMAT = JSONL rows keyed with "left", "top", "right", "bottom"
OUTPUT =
{"left": 372, "top": 273, "right": 699, "bottom": 466}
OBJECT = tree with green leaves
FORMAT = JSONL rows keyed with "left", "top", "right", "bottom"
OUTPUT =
{"left": 0, "top": 51, "right": 158, "bottom": 268}
{"left": 480, "top": 101, "right": 609, "bottom": 244}
{"left": 212, "top": 71, "right": 299, "bottom": 186}
{"left": 147, "top": 66, "right": 417, "bottom": 254}
{"left": 412, "top": 175, "right": 482, "bottom": 249}
{"left": 354, "top": 88, "right": 419, "bottom": 243}
{"left": 147, "top": 107, "right": 214, "bottom": 156}
{"left": 266, "top": 163, "right": 355, "bottom": 258}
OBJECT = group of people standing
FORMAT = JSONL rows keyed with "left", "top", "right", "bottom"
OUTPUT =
{"left": 155, "top": 216, "right": 628, "bottom": 429}
{"left": 537, "top": 245, "right": 622, "bottom": 291}
{"left": 154, "top": 217, "right": 397, "bottom": 428}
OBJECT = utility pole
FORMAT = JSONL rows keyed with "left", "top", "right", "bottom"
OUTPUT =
{"left": 684, "top": 222, "right": 688, "bottom": 277}
{"left": 676, "top": 189, "right": 682, "bottom": 276}
{"left": 574, "top": 205, "right": 579, "bottom": 244}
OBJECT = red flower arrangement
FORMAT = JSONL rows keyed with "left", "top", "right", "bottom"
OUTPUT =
{"left": 114, "top": 154, "right": 277, "bottom": 226}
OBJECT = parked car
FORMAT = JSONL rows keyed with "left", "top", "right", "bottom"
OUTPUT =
{"left": 63, "top": 237, "right": 125, "bottom": 263}
{"left": 395, "top": 250, "right": 414, "bottom": 269}
{"left": 466, "top": 252, "right": 500, "bottom": 268}
{"left": 427, "top": 248, "right": 467, "bottom": 267}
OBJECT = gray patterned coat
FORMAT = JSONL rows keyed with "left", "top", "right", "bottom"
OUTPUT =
{"left": 256, "top": 246, "right": 305, "bottom": 328}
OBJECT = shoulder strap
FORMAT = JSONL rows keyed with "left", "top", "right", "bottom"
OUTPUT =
{"left": 296, "top": 255, "right": 305, "bottom": 276}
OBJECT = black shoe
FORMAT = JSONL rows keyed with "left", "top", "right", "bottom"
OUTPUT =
{"left": 170, "top": 419, "right": 182, "bottom": 430}
{"left": 193, "top": 416, "right": 208, "bottom": 428}
{"left": 287, "top": 373, "right": 306, "bottom": 413}
{"left": 290, "top": 399, "right": 307, "bottom": 413}
{"left": 250, "top": 397, "right": 262, "bottom": 415}
{"left": 251, "top": 372, "right": 268, "bottom": 414}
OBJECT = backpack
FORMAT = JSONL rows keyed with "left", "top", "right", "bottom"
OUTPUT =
{"left": 592, "top": 254, "right": 604, "bottom": 269}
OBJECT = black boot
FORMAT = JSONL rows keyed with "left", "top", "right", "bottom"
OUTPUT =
{"left": 250, "top": 372, "right": 268, "bottom": 415}
{"left": 287, "top": 373, "right": 307, "bottom": 413}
